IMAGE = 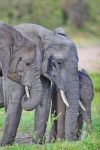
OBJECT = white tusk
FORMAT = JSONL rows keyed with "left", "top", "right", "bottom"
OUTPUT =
{"left": 51, "top": 82, "right": 53, "bottom": 88}
{"left": 60, "top": 90, "right": 69, "bottom": 107}
{"left": 79, "top": 100, "right": 86, "bottom": 112}
{"left": 25, "top": 86, "right": 30, "bottom": 98}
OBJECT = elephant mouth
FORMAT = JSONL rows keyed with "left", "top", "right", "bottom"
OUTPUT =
{"left": 7, "top": 72, "right": 21, "bottom": 83}
{"left": 7, "top": 72, "right": 31, "bottom": 98}
{"left": 59, "top": 89, "right": 86, "bottom": 112}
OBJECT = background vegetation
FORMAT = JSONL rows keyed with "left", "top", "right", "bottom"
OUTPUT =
{"left": 0, "top": 0, "right": 99, "bottom": 31}
{"left": 0, "top": 0, "right": 99, "bottom": 45}
{"left": 0, "top": 0, "right": 100, "bottom": 149}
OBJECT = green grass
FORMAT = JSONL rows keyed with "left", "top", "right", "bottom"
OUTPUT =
{"left": 0, "top": 73, "right": 100, "bottom": 150}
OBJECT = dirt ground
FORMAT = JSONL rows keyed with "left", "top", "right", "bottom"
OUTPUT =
{"left": 78, "top": 46, "right": 100, "bottom": 72}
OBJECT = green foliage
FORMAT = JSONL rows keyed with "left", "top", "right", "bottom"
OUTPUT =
{"left": 0, "top": 0, "right": 62, "bottom": 29}
{"left": 0, "top": 73, "right": 100, "bottom": 149}
{"left": 18, "top": 111, "right": 34, "bottom": 132}
{"left": 0, "top": 0, "right": 99, "bottom": 32}
{"left": 87, "top": 0, "right": 100, "bottom": 23}
{"left": 0, "top": 0, "right": 34, "bottom": 25}
{"left": 32, "top": 0, "right": 62, "bottom": 29}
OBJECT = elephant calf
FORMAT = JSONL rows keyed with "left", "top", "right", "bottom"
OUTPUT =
{"left": 0, "top": 23, "right": 43, "bottom": 146}
{"left": 49, "top": 69, "right": 94, "bottom": 142}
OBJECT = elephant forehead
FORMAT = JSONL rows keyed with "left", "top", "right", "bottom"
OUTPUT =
{"left": 53, "top": 51, "right": 67, "bottom": 59}
{"left": 47, "top": 45, "right": 71, "bottom": 57}
{"left": 22, "top": 52, "right": 33, "bottom": 60}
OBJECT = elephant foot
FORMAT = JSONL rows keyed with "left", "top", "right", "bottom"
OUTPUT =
{"left": 0, "top": 139, "right": 13, "bottom": 147}
{"left": 32, "top": 133, "right": 46, "bottom": 145}
{"left": 0, "top": 102, "right": 4, "bottom": 108}
{"left": 32, "top": 137, "right": 45, "bottom": 145}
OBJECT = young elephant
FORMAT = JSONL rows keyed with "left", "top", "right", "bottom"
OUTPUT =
{"left": 49, "top": 69, "right": 94, "bottom": 142}
{"left": 0, "top": 23, "right": 43, "bottom": 146}
{"left": 76, "top": 69, "right": 94, "bottom": 139}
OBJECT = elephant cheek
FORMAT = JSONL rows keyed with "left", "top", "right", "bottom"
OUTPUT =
{"left": 7, "top": 72, "right": 21, "bottom": 83}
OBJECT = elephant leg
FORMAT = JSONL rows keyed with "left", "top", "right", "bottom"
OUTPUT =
{"left": 33, "top": 76, "right": 51, "bottom": 144}
{"left": 0, "top": 78, "right": 24, "bottom": 146}
{"left": 0, "top": 103, "right": 22, "bottom": 146}
{"left": 79, "top": 70, "right": 94, "bottom": 133}
{"left": 57, "top": 91, "right": 66, "bottom": 140}
{"left": 49, "top": 84, "right": 66, "bottom": 142}
{"left": 0, "top": 77, "right": 4, "bottom": 108}
{"left": 49, "top": 84, "right": 57, "bottom": 142}
{"left": 82, "top": 102, "right": 92, "bottom": 132}
{"left": 76, "top": 108, "right": 83, "bottom": 140}
{"left": 76, "top": 102, "right": 92, "bottom": 140}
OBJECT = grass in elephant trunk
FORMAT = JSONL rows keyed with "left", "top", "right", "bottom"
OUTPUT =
{"left": 0, "top": 73, "right": 100, "bottom": 150}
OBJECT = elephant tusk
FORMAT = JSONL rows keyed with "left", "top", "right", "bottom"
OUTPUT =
{"left": 25, "top": 86, "right": 30, "bottom": 98}
{"left": 60, "top": 90, "right": 69, "bottom": 107}
{"left": 51, "top": 81, "right": 53, "bottom": 88}
{"left": 79, "top": 100, "right": 86, "bottom": 112}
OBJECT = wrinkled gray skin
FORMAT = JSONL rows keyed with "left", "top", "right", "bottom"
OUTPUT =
{"left": 0, "top": 23, "right": 43, "bottom": 146}
{"left": 0, "top": 23, "right": 79, "bottom": 145}
{"left": 49, "top": 69, "right": 94, "bottom": 142}
{"left": 15, "top": 24, "right": 79, "bottom": 142}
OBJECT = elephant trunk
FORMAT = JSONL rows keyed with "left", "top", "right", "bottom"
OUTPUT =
{"left": 21, "top": 63, "right": 42, "bottom": 111}
{"left": 65, "top": 74, "right": 79, "bottom": 140}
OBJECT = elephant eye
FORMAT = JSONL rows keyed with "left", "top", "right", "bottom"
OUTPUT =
{"left": 26, "top": 62, "right": 30, "bottom": 66}
{"left": 52, "top": 62, "right": 56, "bottom": 68}
{"left": 57, "top": 61, "right": 62, "bottom": 65}
{"left": 57, "top": 60, "right": 63, "bottom": 66}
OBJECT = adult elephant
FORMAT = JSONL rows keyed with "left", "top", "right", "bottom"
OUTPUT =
{"left": 49, "top": 69, "right": 94, "bottom": 141}
{"left": 15, "top": 24, "right": 80, "bottom": 141}
{"left": 0, "top": 23, "right": 43, "bottom": 146}
{"left": 0, "top": 23, "right": 79, "bottom": 145}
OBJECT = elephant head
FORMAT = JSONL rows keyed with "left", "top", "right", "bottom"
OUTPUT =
{"left": 41, "top": 28, "right": 80, "bottom": 140}
{"left": 0, "top": 23, "right": 42, "bottom": 111}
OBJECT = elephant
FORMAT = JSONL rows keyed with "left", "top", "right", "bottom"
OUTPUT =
{"left": 49, "top": 69, "right": 94, "bottom": 142}
{"left": 0, "top": 23, "right": 43, "bottom": 146}
{"left": 15, "top": 24, "right": 80, "bottom": 142}
{"left": 0, "top": 23, "right": 79, "bottom": 145}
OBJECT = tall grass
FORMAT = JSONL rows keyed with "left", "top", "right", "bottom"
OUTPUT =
{"left": 0, "top": 73, "right": 100, "bottom": 150}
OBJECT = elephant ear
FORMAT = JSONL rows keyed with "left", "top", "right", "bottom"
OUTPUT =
{"left": 53, "top": 27, "right": 68, "bottom": 37}
{"left": 0, "top": 23, "right": 13, "bottom": 78}
{"left": 0, "top": 47, "right": 11, "bottom": 78}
